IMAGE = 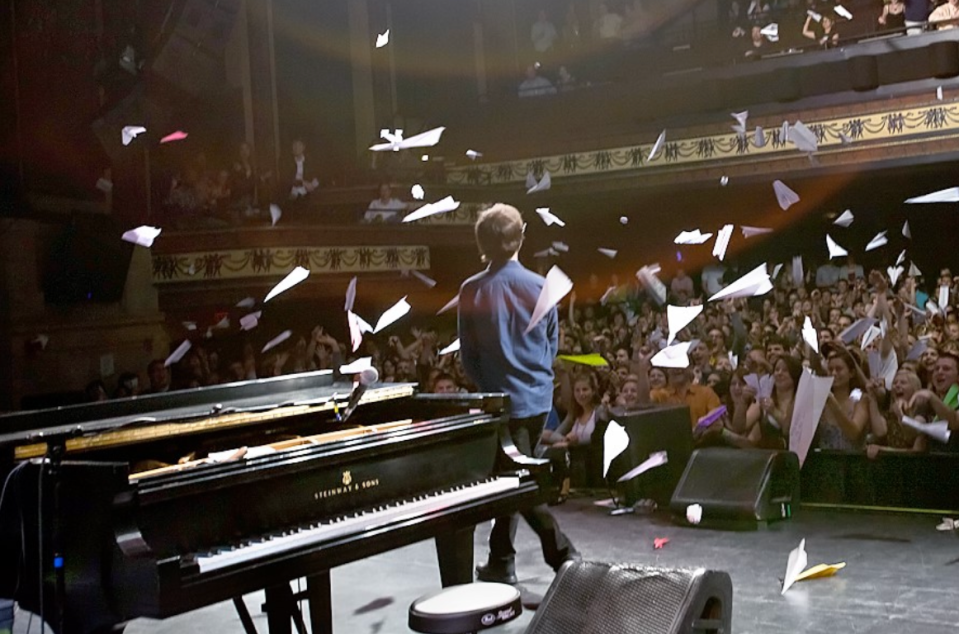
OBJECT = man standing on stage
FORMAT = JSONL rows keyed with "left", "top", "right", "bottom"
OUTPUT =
{"left": 459, "top": 203, "right": 578, "bottom": 584}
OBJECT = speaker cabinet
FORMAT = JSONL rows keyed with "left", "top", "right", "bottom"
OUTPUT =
{"left": 527, "top": 560, "right": 732, "bottom": 634}
{"left": 670, "top": 448, "right": 800, "bottom": 526}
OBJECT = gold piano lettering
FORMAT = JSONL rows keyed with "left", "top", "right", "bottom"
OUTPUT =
{"left": 312, "top": 477, "right": 380, "bottom": 500}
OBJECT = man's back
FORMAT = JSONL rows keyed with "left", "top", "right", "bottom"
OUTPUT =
{"left": 459, "top": 260, "right": 557, "bottom": 419}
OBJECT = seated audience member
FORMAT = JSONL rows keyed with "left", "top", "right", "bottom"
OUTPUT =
{"left": 431, "top": 372, "right": 460, "bottom": 394}
{"left": 621, "top": 0, "right": 651, "bottom": 40}
{"left": 518, "top": 65, "right": 557, "bottom": 98}
{"left": 878, "top": 0, "right": 907, "bottom": 29}
{"left": 85, "top": 379, "right": 108, "bottom": 402}
{"left": 146, "top": 359, "right": 171, "bottom": 394}
{"left": 908, "top": 348, "right": 959, "bottom": 449}
{"left": 742, "top": 356, "right": 803, "bottom": 448}
{"left": 284, "top": 138, "right": 319, "bottom": 201}
{"left": 670, "top": 268, "right": 695, "bottom": 304}
{"left": 557, "top": 65, "right": 577, "bottom": 92}
{"left": 802, "top": 14, "right": 839, "bottom": 46}
{"left": 541, "top": 371, "right": 604, "bottom": 489}
{"left": 636, "top": 352, "right": 722, "bottom": 430}
{"left": 817, "top": 346, "right": 883, "bottom": 450}
{"left": 594, "top": 2, "right": 624, "bottom": 40}
{"left": 744, "top": 24, "right": 768, "bottom": 58}
{"left": 531, "top": 9, "right": 559, "bottom": 55}
{"left": 867, "top": 370, "right": 926, "bottom": 457}
{"left": 929, "top": 0, "right": 959, "bottom": 28}
{"left": 365, "top": 182, "right": 407, "bottom": 223}
{"left": 113, "top": 372, "right": 140, "bottom": 398}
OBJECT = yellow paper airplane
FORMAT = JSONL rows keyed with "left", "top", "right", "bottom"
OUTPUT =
{"left": 557, "top": 353, "right": 609, "bottom": 367}
{"left": 795, "top": 562, "right": 846, "bottom": 582}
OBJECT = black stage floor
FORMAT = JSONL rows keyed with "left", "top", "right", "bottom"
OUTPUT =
{"left": 12, "top": 499, "right": 959, "bottom": 634}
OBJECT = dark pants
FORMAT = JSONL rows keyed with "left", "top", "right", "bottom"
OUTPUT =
{"left": 487, "top": 414, "right": 576, "bottom": 571}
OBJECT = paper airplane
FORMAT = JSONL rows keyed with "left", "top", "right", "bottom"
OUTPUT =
{"left": 557, "top": 353, "right": 609, "bottom": 366}
{"left": 261, "top": 330, "right": 291, "bottom": 354}
{"left": 834, "top": 4, "right": 852, "bottom": 19}
{"left": 239, "top": 311, "right": 262, "bottom": 331}
{"left": 902, "top": 416, "right": 951, "bottom": 443}
{"left": 160, "top": 130, "right": 188, "bottom": 144}
{"left": 731, "top": 111, "right": 749, "bottom": 134}
{"left": 437, "top": 294, "right": 458, "bottom": 315}
{"left": 938, "top": 518, "right": 958, "bottom": 531}
{"left": 861, "top": 325, "right": 881, "bottom": 350}
{"left": 940, "top": 285, "right": 950, "bottom": 309}
{"left": 720, "top": 175, "right": 729, "bottom": 186}
{"left": 826, "top": 234, "right": 848, "bottom": 259}
{"left": 667, "top": 304, "right": 703, "bottom": 344}
{"left": 782, "top": 539, "right": 808, "bottom": 595}
{"left": 411, "top": 184, "right": 425, "bottom": 200}
{"left": 713, "top": 224, "right": 734, "bottom": 261}
{"left": 340, "top": 357, "right": 373, "bottom": 374}
{"left": 403, "top": 196, "right": 460, "bottom": 222}
{"left": 686, "top": 503, "right": 703, "bottom": 525}
{"left": 465, "top": 149, "right": 483, "bottom": 160}
{"left": 839, "top": 317, "right": 876, "bottom": 344}
{"left": 526, "top": 266, "right": 572, "bottom": 334}
{"left": 164, "top": 340, "right": 191, "bottom": 367}
{"left": 937, "top": 86, "right": 944, "bottom": 101}
{"left": 264, "top": 266, "right": 310, "bottom": 302}
{"left": 760, "top": 23, "right": 778, "bottom": 41}
{"left": 373, "top": 296, "right": 411, "bottom": 333}
{"left": 375, "top": 29, "right": 389, "bottom": 48}
{"left": 603, "top": 421, "right": 630, "bottom": 478}
{"left": 551, "top": 241, "right": 569, "bottom": 253}
{"left": 833, "top": 210, "right": 854, "bottom": 227}
{"left": 182, "top": 321, "right": 197, "bottom": 331}
{"left": 96, "top": 177, "right": 113, "bottom": 193}
{"left": 902, "top": 220, "right": 911, "bottom": 239}
{"left": 802, "top": 316, "right": 819, "bottom": 353}
{"left": 773, "top": 180, "right": 799, "bottom": 210}
{"left": 905, "top": 338, "right": 928, "bottom": 361}
{"left": 796, "top": 562, "right": 847, "bottom": 582}
{"left": 526, "top": 170, "right": 552, "bottom": 194}
{"left": 344, "top": 276, "right": 357, "bottom": 312}
{"left": 790, "top": 121, "right": 818, "bottom": 153}
{"left": 708, "top": 263, "right": 772, "bottom": 301}
{"left": 121, "top": 225, "right": 162, "bottom": 248}
{"left": 807, "top": 9, "right": 822, "bottom": 21}
{"left": 269, "top": 204, "right": 282, "bottom": 227}
{"left": 744, "top": 373, "right": 774, "bottom": 399}
{"left": 214, "top": 316, "right": 230, "bottom": 329}
{"left": 121, "top": 125, "right": 146, "bottom": 146}
{"left": 839, "top": 131, "right": 853, "bottom": 145}
{"left": 404, "top": 269, "right": 434, "bottom": 288}
{"left": 439, "top": 339, "right": 461, "bottom": 355}
{"left": 617, "top": 451, "right": 668, "bottom": 483}
{"left": 651, "top": 341, "right": 693, "bottom": 369}
{"left": 654, "top": 537, "right": 670, "bottom": 549}
{"left": 927, "top": 299, "right": 941, "bottom": 316}
{"left": 791, "top": 369, "right": 834, "bottom": 466}
{"left": 347, "top": 310, "right": 368, "bottom": 352}
{"left": 647, "top": 130, "right": 667, "bottom": 162}
{"left": 696, "top": 405, "right": 727, "bottom": 430}
{"left": 369, "top": 126, "right": 444, "bottom": 152}
{"left": 755, "top": 126, "right": 767, "bottom": 147}
{"left": 741, "top": 225, "right": 772, "bottom": 238}
{"left": 534, "top": 248, "right": 558, "bottom": 258}
{"left": 535, "top": 207, "right": 565, "bottom": 227}
{"left": 865, "top": 231, "right": 888, "bottom": 251}
{"left": 909, "top": 262, "right": 922, "bottom": 277}
{"left": 636, "top": 264, "right": 667, "bottom": 305}
{"left": 896, "top": 249, "right": 907, "bottom": 266}
{"left": 598, "top": 248, "right": 618, "bottom": 258}
{"left": 905, "top": 188, "right": 959, "bottom": 203}
{"left": 674, "top": 229, "right": 713, "bottom": 244}
{"left": 792, "top": 256, "right": 804, "bottom": 287}
{"left": 888, "top": 265, "right": 904, "bottom": 286}
{"left": 237, "top": 297, "right": 256, "bottom": 309}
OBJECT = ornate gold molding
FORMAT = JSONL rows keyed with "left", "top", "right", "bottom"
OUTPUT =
{"left": 152, "top": 245, "right": 431, "bottom": 284}
{"left": 445, "top": 101, "right": 959, "bottom": 186}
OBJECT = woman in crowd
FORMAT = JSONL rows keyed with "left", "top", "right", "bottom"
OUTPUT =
{"left": 541, "top": 371, "right": 605, "bottom": 493}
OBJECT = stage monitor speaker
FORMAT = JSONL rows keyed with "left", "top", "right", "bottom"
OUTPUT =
{"left": 151, "top": 0, "right": 240, "bottom": 95}
{"left": 670, "top": 448, "right": 800, "bottom": 526}
{"left": 526, "top": 560, "right": 732, "bottom": 634}
{"left": 600, "top": 405, "right": 693, "bottom": 508}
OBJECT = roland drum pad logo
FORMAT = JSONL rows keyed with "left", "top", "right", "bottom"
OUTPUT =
{"left": 481, "top": 607, "right": 515, "bottom": 626}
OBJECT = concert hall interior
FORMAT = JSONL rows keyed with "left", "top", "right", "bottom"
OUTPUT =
{"left": 2, "top": 0, "right": 959, "bottom": 632}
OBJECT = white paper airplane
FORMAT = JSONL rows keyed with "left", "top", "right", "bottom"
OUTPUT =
{"left": 862, "top": 231, "right": 886, "bottom": 252}
{"left": 375, "top": 29, "right": 389, "bottom": 48}
{"left": 164, "top": 340, "right": 191, "bottom": 367}
{"left": 790, "top": 121, "right": 818, "bottom": 153}
{"left": 896, "top": 249, "right": 907, "bottom": 266}
{"left": 340, "top": 356, "right": 373, "bottom": 374}
{"left": 861, "top": 325, "right": 881, "bottom": 350}
{"left": 744, "top": 373, "right": 774, "bottom": 399}
{"left": 182, "top": 321, "right": 197, "bottom": 331}
{"left": 239, "top": 311, "right": 262, "bottom": 331}
{"left": 807, "top": 9, "right": 822, "bottom": 21}
{"left": 905, "top": 188, "right": 959, "bottom": 204}
{"left": 674, "top": 229, "right": 713, "bottom": 244}
{"left": 636, "top": 264, "right": 667, "bottom": 305}
{"left": 887, "top": 266, "right": 904, "bottom": 286}
{"left": 713, "top": 224, "right": 734, "bottom": 261}
{"left": 937, "top": 86, "right": 944, "bottom": 101}
{"left": 237, "top": 297, "right": 256, "bottom": 309}
{"left": 261, "top": 330, "right": 291, "bottom": 354}
{"left": 411, "top": 184, "right": 425, "bottom": 200}
{"left": 551, "top": 241, "right": 569, "bottom": 253}
{"left": 603, "top": 420, "right": 630, "bottom": 478}
{"left": 839, "top": 132, "right": 853, "bottom": 145}
{"left": 269, "top": 204, "right": 282, "bottom": 227}
{"left": 667, "top": 304, "right": 703, "bottom": 344}
{"left": 839, "top": 317, "right": 876, "bottom": 344}
{"left": 708, "top": 263, "right": 772, "bottom": 301}
{"left": 96, "top": 177, "right": 113, "bottom": 193}
{"left": 909, "top": 262, "right": 922, "bottom": 277}
{"left": 347, "top": 310, "right": 365, "bottom": 352}
{"left": 437, "top": 294, "right": 459, "bottom": 315}
{"left": 906, "top": 338, "right": 928, "bottom": 361}
{"left": 651, "top": 341, "right": 693, "bottom": 369}
{"left": 121, "top": 125, "right": 146, "bottom": 146}
{"left": 410, "top": 269, "right": 436, "bottom": 288}
{"left": 369, "top": 126, "right": 444, "bottom": 152}
{"left": 792, "top": 256, "right": 804, "bottom": 287}
{"left": 902, "top": 220, "right": 911, "bottom": 239}
{"left": 598, "top": 248, "right": 618, "bottom": 258}
{"left": 527, "top": 170, "right": 552, "bottom": 194}
{"left": 833, "top": 210, "right": 854, "bottom": 227}
{"left": 802, "top": 316, "right": 819, "bottom": 353}
{"left": 617, "top": 451, "right": 668, "bottom": 483}
{"left": 465, "top": 149, "right": 483, "bottom": 160}
{"left": 439, "top": 339, "right": 461, "bottom": 355}
{"left": 940, "top": 285, "right": 950, "bottom": 309}
{"left": 790, "top": 369, "right": 834, "bottom": 466}
{"left": 344, "top": 276, "right": 357, "bottom": 313}
{"left": 536, "top": 207, "right": 565, "bottom": 227}
{"left": 834, "top": 4, "right": 853, "bottom": 19}
{"left": 760, "top": 23, "right": 779, "bottom": 41}
{"left": 373, "top": 296, "right": 411, "bottom": 333}
{"left": 402, "top": 196, "right": 461, "bottom": 222}
{"left": 526, "top": 266, "right": 572, "bottom": 334}
{"left": 741, "top": 225, "right": 773, "bottom": 238}
{"left": 755, "top": 126, "right": 767, "bottom": 147}
{"left": 773, "top": 180, "right": 799, "bottom": 210}
{"left": 731, "top": 111, "right": 749, "bottom": 134}
{"left": 902, "top": 416, "right": 951, "bottom": 444}
{"left": 264, "top": 266, "right": 310, "bottom": 303}
{"left": 647, "top": 130, "right": 666, "bottom": 162}
{"left": 121, "top": 225, "right": 162, "bottom": 248}
{"left": 826, "top": 234, "right": 848, "bottom": 259}
{"left": 782, "top": 539, "right": 808, "bottom": 595}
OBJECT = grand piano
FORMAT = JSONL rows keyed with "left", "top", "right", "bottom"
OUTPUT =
{"left": 0, "top": 371, "right": 547, "bottom": 634}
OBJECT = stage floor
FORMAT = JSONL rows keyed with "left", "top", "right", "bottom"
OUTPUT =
{"left": 12, "top": 500, "right": 959, "bottom": 633}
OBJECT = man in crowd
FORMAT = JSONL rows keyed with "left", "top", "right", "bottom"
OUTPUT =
{"left": 459, "top": 203, "right": 578, "bottom": 585}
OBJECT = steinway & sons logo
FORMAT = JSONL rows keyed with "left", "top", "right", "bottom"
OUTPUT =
{"left": 313, "top": 469, "right": 380, "bottom": 500}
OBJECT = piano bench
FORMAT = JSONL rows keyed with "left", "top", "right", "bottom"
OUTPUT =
{"left": 409, "top": 582, "right": 522, "bottom": 634}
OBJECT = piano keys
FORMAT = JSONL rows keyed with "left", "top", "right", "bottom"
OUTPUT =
{"left": 0, "top": 371, "right": 547, "bottom": 634}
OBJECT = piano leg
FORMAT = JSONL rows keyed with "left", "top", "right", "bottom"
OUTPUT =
{"left": 435, "top": 526, "right": 476, "bottom": 587}
{"left": 305, "top": 571, "right": 333, "bottom": 634}
{"left": 263, "top": 583, "right": 308, "bottom": 634}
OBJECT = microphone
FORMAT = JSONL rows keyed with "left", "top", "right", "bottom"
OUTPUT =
{"left": 340, "top": 367, "right": 379, "bottom": 423}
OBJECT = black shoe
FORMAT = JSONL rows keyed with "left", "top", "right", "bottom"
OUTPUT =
{"left": 476, "top": 563, "right": 518, "bottom": 585}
